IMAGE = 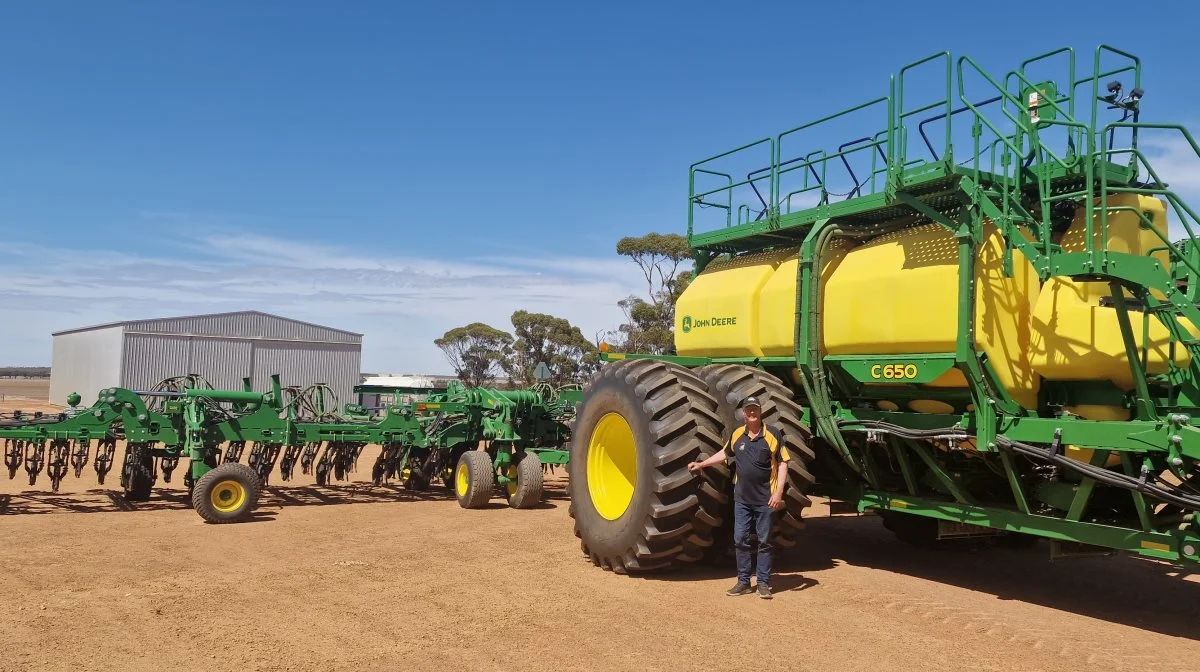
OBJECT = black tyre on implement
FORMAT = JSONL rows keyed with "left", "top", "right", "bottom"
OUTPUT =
{"left": 695, "top": 364, "right": 816, "bottom": 557}
{"left": 121, "top": 443, "right": 156, "bottom": 502}
{"left": 567, "top": 359, "right": 727, "bottom": 574}
{"left": 191, "top": 462, "right": 262, "bottom": 523}
{"left": 506, "top": 451, "right": 543, "bottom": 509}
{"left": 455, "top": 450, "right": 495, "bottom": 509}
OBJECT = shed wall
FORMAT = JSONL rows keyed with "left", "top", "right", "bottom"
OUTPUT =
{"left": 49, "top": 327, "right": 124, "bottom": 405}
{"left": 51, "top": 313, "right": 362, "bottom": 407}
{"left": 251, "top": 341, "right": 360, "bottom": 404}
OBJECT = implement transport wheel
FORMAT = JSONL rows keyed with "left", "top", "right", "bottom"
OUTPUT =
{"left": 567, "top": 359, "right": 725, "bottom": 574}
{"left": 121, "top": 444, "right": 156, "bottom": 502}
{"left": 191, "top": 462, "right": 261, "bottom": 524}
{"left": 455, "top": 451, "right": 495, "bottom": 509}
{"left": 696, "top": 365, "right": 816, "bottom": 557}
{"left": 507, "top": 452, "right": 543, "bottom": 509}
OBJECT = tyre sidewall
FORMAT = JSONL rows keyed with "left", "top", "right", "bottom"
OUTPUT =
{"left": 568, "top": 368, "right": 657, "bottom": 560}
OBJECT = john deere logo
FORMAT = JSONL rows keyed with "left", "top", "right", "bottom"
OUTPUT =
{"left": 680, "top": 314, "right": 735, "bottom": 334}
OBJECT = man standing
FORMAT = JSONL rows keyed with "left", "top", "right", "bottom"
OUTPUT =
{"left": 688, "top": 396, "right": 790, "bottom": 599}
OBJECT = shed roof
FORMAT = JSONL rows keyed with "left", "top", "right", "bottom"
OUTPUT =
{"left": 52, "top": 310, "right": 362, "bottom": 343}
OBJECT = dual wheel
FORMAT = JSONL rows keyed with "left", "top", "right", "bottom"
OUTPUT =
{"left": 454, "top": 450, "right": 543, "bottom": 509}
{"left": 567, "top": 360, "right": 816, "bottom": 574}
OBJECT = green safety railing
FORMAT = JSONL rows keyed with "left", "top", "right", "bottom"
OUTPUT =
{"left": 688, "top": 138, "right": 773, "bottom": 236}
{"left": 687, "top": 44, "right": 1196, "bottom": 276}
{"left": 894, "top": 52, "right": 953, "bottom": 168}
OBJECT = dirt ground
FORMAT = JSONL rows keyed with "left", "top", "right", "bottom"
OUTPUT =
{"left": 0, "top": 378, "right": 59, "bottom": 415}
{"left": 2, "top": 379, "right": 1199, "bottom": 671}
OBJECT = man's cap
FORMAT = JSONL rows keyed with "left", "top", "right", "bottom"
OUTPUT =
{"left": 740, "top": 396, "right": 761, "bottom": 409}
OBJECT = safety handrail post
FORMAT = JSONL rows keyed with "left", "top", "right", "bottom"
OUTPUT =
{"left": 690, "top": 168, "right": 733, "bottom": 229}
{"left": 895, "top": 52, "right": 953, "bottom": 168}
{"left": 1100, "top": 123, "right": 1200, "bottom": 276}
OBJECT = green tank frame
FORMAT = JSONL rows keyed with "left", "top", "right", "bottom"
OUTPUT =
{"left": 603, "top": 44, "right": 1200, "bottom": 565}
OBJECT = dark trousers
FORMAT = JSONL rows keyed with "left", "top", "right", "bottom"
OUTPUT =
{"left": 733, "top": 500, "right": 774, "bottom": 585}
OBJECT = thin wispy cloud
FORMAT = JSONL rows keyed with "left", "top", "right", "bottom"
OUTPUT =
{"left": 0, "top": 227, "right": 645, "bottom": 373}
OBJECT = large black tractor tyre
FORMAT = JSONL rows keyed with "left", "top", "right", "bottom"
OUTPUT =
{"left": 191, "top": 462, "right": 262, "bottom": 524}
{"left": 455, "top": 450, "right": 496, "bottom": 509}
{"left": 696, "top": 364, "right": 816, "bottom": 557}
{"left": 506, "top": 452, "right": 543, "bottom": 509}
{"left": 567, "top": 359, "right": 726, "bottom": 574}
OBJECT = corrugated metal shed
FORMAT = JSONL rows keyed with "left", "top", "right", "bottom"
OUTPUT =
{"left": 49, "top": 326, "right": 124, "bottom": 407}
{"left": 49, "top": 311, "right": 362, "bottom": 405}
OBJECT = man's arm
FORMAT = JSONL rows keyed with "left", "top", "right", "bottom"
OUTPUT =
{"left": 768, "top": 439, "right": 791, "bottom": 509}
{"left": 687, "top": 444, "right": 730, "bottom": 473}
{"left": 768, "top": 460, "right": 788, "bottom": 509}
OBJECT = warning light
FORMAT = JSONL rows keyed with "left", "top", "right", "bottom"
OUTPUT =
{"left": 599, "top": 342, "right": 610, "bottom": 353}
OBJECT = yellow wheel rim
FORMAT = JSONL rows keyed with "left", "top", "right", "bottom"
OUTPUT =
{"left": 455, "top": 462, "right": 469, "bottom": 497}
{"left": 505, "top": 465, "right": 518, "bottom": 497}
{"left": 210, "top": 480, "right": 247, "bottom": 513}
{"left": 587, "top": 412, "right": 638, "bottom": 520}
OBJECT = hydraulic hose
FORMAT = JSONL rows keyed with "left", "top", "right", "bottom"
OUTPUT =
{"left": 795, "top": 223, "right": 863, "bottom": 477}
{"left": 842, "top": 419, "right": 1200, "bottom": 511}
{"left": 794, "top": 219, "right": 913, "bottom": 481}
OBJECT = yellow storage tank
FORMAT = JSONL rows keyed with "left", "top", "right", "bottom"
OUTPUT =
{"left": 1028, "top": 193, "right": 1198, "bottom": 390}
{"left": 674, "top": 242, "right": 852, "bottom": 359}
{"left": 674, "top": 222, "right": 1040, "bottom": 410}
{"left": 674, "top": 249, "right": 794, "bottom": 358}
{"left": 758, "top": 239, "right": 852, "bottom": 356}
{"left": 821, "top": 222, "right": 1042, "bottom": 409}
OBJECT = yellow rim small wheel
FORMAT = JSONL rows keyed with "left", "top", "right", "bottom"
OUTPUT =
{"left": 210, "top": 480, "right": 247, "bottom": 513}
{"left": 191, "top": 462, "right": 261, "bottom": 524}
{"left": 455, "top": 462, "right": 470, "bottom": 498}
{"left": 506, "top": 452, "right": 543, "bottom": 509}
{"left": 505, "top": 466, "right": 518, "bottom": 498}
{"left": 454, "top": 451, "right": 495, "bottom": 509}
{"left": 586, "top": 413, "right": 638, "bottom": 520}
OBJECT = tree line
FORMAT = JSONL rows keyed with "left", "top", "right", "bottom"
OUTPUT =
{"left": 435, "top": 233, "right": 692, "bottom": 388}
{"left": 0, "top": 367, "right": 51, "bottom": 378}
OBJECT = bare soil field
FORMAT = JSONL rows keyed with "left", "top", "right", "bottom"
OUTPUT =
{"left": 0, "top": 378, "right": 57, "bottom": 414}
{"left": 1, "top": 378, "right": 1198, "bottom": 671}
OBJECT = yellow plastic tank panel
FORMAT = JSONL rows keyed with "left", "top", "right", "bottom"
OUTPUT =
{"left": 1029, "top": 194, "right": 1197, "bottom": 389}
{"left": 674, "top": 249, "right": 793, "bottom": 358}
{"left": 758, "top": 239, "right": 851, "bottom": 356}
{"left": 822, "top": 223, "right": 1041, "bottom": 409}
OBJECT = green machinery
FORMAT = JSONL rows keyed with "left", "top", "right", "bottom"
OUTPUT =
{"left": 567, "top": 45, "right": 1200, "bottom": 573}
{"left": 0, "top": 375, "right": 580, "bottom": 522}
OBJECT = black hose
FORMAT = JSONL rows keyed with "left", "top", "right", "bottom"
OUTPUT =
{"left": 840, "top": 419, "right": 1200, "bottom": 511}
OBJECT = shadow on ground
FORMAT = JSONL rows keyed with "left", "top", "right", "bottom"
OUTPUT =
{"left": 0, "top": 480, "right": 569, "bottom": 516}
{"left": 640, "top": 511, "right": 1200, "bottom": 640}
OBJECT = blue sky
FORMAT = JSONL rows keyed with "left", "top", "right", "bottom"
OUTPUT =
{"left": 2, "top": 1, "right": 1199, "bottom": 373}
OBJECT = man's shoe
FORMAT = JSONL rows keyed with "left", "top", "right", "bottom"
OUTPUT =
{"left": 726, "top": 582, "right": 752, "bottom": 596}
{"left": 757, "top": 583, "right": 772, "bottom": 599}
